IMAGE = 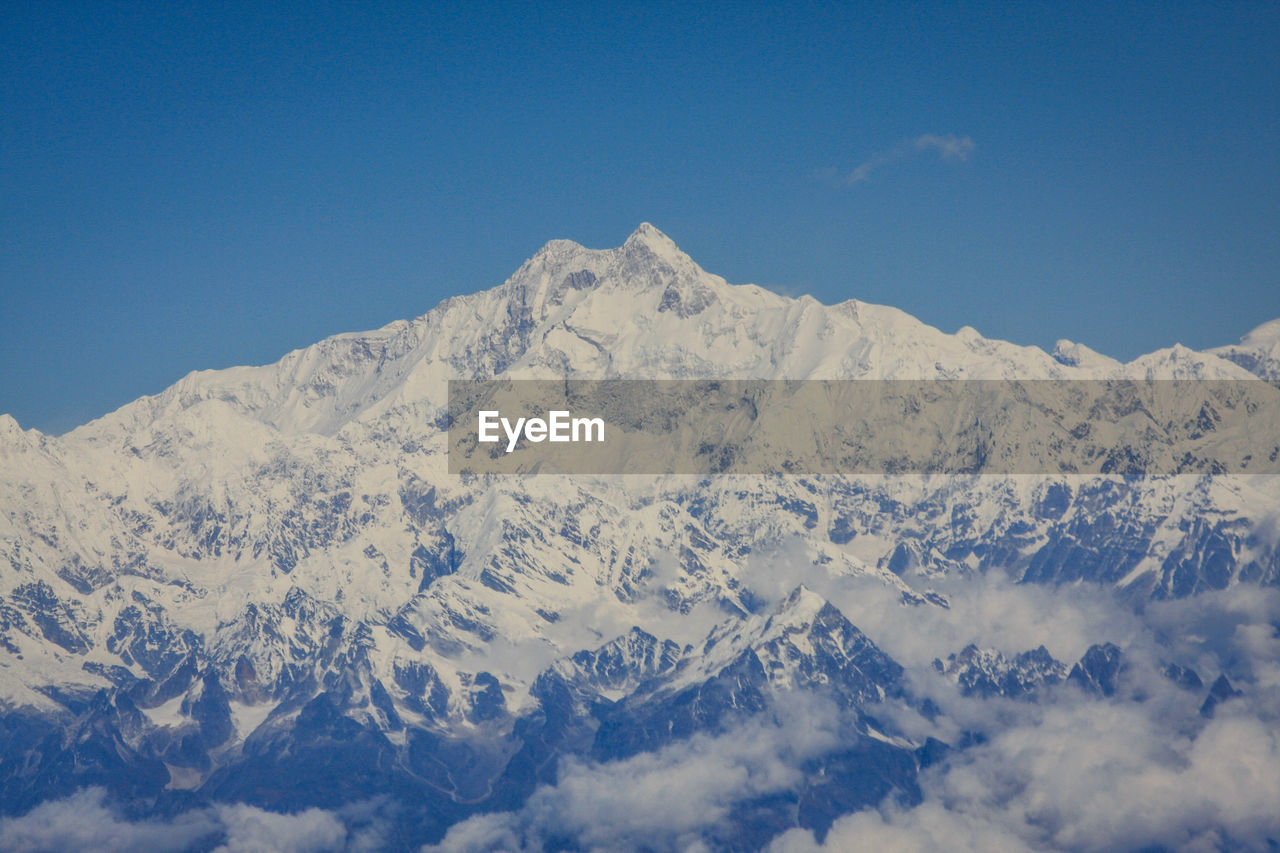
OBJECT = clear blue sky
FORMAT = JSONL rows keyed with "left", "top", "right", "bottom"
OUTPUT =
{"left": 3, "top": 1, "right": 1278, "bottom": 434}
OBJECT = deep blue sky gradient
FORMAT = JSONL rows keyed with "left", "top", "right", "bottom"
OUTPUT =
{"left": 3, "top": 1, "right": 1278, "bottom": 433}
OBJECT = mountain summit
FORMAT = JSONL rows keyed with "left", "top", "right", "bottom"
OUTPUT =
{"left": 623, "top": 220, "right": 682, "bottom": 252}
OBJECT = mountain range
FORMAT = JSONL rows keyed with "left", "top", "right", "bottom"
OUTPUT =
{"left": 2, "top": 224, "right": 1278, "bottom": 851}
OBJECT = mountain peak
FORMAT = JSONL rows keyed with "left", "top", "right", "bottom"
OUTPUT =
{"left": 1052, "top": 339, "right": 1118, "bottom": 370}
{"left": 772, "top": 584, "right": 829, "bottom": 623}
{"left": 0, "top": 413, "right": 30, "bottom": 445}
{"left": 1240, "top": 318, "right": 1280, "bottom": 350}
{"left": 622, "top": 222, "right": 683, "bottom": 258}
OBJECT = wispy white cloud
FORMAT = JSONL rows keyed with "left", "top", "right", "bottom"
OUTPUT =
{"left": 843, "top": 134, "right": 976, "bottom": 185}
{"left": 913, "top": 133, "right": 977, "bottom": 161}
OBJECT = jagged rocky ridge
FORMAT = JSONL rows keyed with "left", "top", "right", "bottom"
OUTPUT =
{"left": 1, "top": 224, "right": 1278, "bottom": 847}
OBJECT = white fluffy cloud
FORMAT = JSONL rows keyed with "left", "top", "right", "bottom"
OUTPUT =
{"left": 0, "top": 789, "right": 382, "bottom": 853}
{"left": 769, "top": 801, "right": 1032, "bottom": 853}
{"left": 212, "top": 803, "right": 348, "bottom": 853}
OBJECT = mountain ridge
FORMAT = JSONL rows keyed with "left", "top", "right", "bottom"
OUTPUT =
{"left": 9, "top": 224, "right": 1274, "bottom": 443}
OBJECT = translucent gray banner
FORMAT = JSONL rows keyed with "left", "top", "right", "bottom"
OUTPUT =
{"left": 447, "top": 379, "right": 1280, "bottom": 476}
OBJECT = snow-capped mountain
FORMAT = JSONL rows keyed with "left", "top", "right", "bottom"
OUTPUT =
{"left": 2, "top": 224, "right": 1278, "bottom": 849}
